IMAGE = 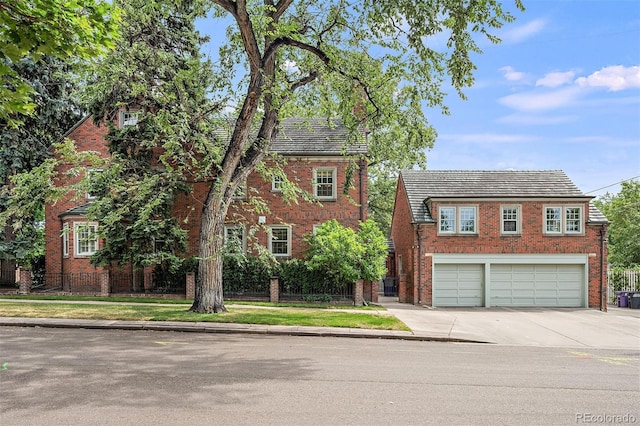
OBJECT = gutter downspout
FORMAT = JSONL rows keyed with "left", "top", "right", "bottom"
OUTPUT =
{"left": 416, "top": 225, "right": 422, "bottom": 305}
{"left": 358, "top": 158, "right": 366, "bottom": 222}
{"left": 599, "top": 226, "right": 607, "bottom": 311}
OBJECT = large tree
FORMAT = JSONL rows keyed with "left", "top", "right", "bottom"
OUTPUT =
{"left": 595, "top": 180, "right": 640, "bottom": 267}
{"left": 186, "top": 0, "right": 521, "bottom": 312}
{"left": 0, "top": 0, "right": 118, "bottom": 124}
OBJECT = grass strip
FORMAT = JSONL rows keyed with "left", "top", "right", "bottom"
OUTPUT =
{"left": 0, "top": 302, "right": 407, "bottom": 331}
{"left": 0, "top": 295, "right": 384, "bottom": 310}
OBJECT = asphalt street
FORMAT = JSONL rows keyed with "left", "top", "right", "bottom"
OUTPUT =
{"left": 1, "top": 327, "right": 638, "bottom": 425}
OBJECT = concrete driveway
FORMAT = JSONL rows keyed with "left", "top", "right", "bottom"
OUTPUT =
{"left": 379, "top": 297, "right": 640, "bottom": 349}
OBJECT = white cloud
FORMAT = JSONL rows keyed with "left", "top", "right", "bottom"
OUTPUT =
{"left": 575, "top": 65, "right": 640, "bottom": 91}
{"left": 536, "top": 70, "right": 577, "bottom": 88}
{"left": 497, "top": 113, "right": 577, "bottom": 125}
{"left": 498, "top": 86, "right": 582, "bottom": 112}
{"left": 499, "top": 66, "right": 528, "bottom": 83}
{"left": 437, "top": 133, "right": 540, "bottom": 144}
{"left": 501, "top": 19, "right": 547, "bottom": 44}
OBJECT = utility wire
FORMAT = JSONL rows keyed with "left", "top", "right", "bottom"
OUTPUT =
{"left": 585, "top": 175, "right": 640, "bottom": 194}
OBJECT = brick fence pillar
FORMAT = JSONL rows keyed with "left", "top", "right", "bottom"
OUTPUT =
{"left": 398, "top": 274, "right": 408, "bottom": 303}
{"left": 270, "top": 276, "right": 279, "bottom": 303}
{"left": 19, "top": 269, "right": 32, "bottom": 295}
{"left": 186, "top": 272, "right": 195, "bottom": 300}
{"left": 354, "top": 279, "right": 364, "bottom": 306}
{"left": 100, "top": 271, "right": 110, "bottom": 296}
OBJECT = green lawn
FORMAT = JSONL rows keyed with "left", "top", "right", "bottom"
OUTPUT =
{"left": 0, "top": 301, "right": 408, "bottom": 331}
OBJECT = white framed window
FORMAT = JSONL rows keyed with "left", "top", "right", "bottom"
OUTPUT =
{"left": 501, "top": 205, "right": 521, "bottom": 235}
{"left": 268, "top": 225, "right": 291, "bottom": 257}
{"left": 439, "top": 207, "right": 456, "bottom": 233}
{"left": 459, "top": 207, "right": 477, "bottom": 233}
{"left": 232, "top": 180, "right": 247, "bottom": 200}
{"left": 439, "top": 206, "right": 477, "bottom": 234}
{"left": 62, "top": 223, "right": 69, "bottom": 257}
{"left": 313, "top": 168, "right": 336, "bottom": 200}
{"left": 86, "top": 168, "right": 102, "bottom": 200}
{"left": 312, "top": 224, "right": 322, "bottom": 235}
{"left": 74, "top": 222, "right": 98, "bottom": 257}
{"left": 272, "top": 174, "right": 283, "bottom": 192}
{"left": 119, "top": 110, "right": 139, "bottom": 127}
{"left": 224, "top": 225, "right": 245, "bottom": 253}
{"left": 565, "top": 207, "right": 582, "bottom": 234}
{"left": 544, "top": 206, "right": 583, "bottom": 235}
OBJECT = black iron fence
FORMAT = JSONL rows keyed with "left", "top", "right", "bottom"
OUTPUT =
{"left": 44, "top": 273, "right": 102, "bottom": 293}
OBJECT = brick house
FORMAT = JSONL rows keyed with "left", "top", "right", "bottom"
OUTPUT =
{"left": 390, "top": 170, "right": 609, "bottom": 309}
{"left": 44, "top": 116, "right": 368, "bottom": 292}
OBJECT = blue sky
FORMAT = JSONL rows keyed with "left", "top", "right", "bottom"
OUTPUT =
{"left": 425, "top": 0, "right": 640, "bottom": 198}
{"left": 198, "top": 1, "right": 639, "bottom": 199}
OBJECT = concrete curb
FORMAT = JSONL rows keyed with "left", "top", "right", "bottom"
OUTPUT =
{"left": 0, "top": 317, "right": 490, "bottom": 344}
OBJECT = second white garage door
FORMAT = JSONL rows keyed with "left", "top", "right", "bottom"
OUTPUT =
{"left": 490, "top": 264, "right": 583, "bottom": 307}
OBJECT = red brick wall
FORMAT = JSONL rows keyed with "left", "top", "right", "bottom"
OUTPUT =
{"left": 45, "top": 117, "right": 110, "bottom": 278}
{"left": 389, "top": 175, "right": 417, "bottom": 303}
{"left": 46, "top": 118, "right": 367, "bottom": 276}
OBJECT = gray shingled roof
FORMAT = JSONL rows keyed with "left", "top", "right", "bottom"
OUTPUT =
{"left": 400, "top": 170, "right": 598, "bottom": 223}
{"left": 59, "top": 204, "right": 90, "bottom": 217}
{"left": 215, "top": 117, "right": 367, "bottom": 156}
{"left": 588, "top": 203, "right": 609, "bottom": 224}
{"left": 270, "top": 118, "right": 367, "bottom": 155}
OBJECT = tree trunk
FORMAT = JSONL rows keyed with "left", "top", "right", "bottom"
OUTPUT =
{"left": 190, "top": 186, "right": 227, "bottom": 313}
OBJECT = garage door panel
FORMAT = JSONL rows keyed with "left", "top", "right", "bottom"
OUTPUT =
{"left": 434, "top": 264, "right": 484, "bottom": 307}
{"left": 489, "top": 264, "right": 583, "bottom": 307}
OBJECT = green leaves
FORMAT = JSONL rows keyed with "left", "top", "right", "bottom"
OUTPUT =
{"left": 0, "top": 0, "right": 119, "bottom": 123}
{"left": 595, "top": 180, "right": 640, "bottom": 267}
{"left": 306, "top": 219, "right": 388, "bottom": 286}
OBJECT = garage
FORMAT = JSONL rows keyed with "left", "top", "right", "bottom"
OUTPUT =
{"left": 433, "top": 264, "right": 484, "bottom": 307}
{"left": 490, "top": 264, "right": 583, "bottom": 307}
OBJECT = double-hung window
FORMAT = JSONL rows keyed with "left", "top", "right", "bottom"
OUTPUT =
{"left": 314, "top": 168, "right": 336, "bottom": 200}
{"left": 439, "top": 206, "right": 477, "bottom": 234}
{"left": 272, "top": 174, "right": 283, "bottom": 192}
{"left": 224, "top": 225, "right": 245, "bottom": 253}
{"left": 501, "top": 205, "right": 521, "bottom": 235}
{"left": 62, "top": 223, "right": 70, "bottom": 257}
{"left": 269, "top": 226, "right": 291, "bottom": 257}
{"left": 74, "top": 222, "right": 98, "bottom": 256}
{"left": 544, "top": 206, "right": 583, "bottom": 235}
{"left": 119, "top": 110, "right": 139, "bottom": 127}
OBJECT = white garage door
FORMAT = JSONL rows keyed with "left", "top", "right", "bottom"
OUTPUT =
{"left": 433, "top": 264, "right": 484, "bottom": 307}
{"left": 490, "top": 264, "right": 583, "bottom": 307}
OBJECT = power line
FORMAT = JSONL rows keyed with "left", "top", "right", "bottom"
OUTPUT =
{"left": 585, "top": 176, "right": 640, "bottom": 194}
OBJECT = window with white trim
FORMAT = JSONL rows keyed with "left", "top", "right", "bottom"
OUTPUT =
{"left": 272, "top": 174, "right": 283, "bottom": 192}
{"left": 224, "top": 225, "right": 245, "bottom": 253}
{"left": 62, "top": 223, "right": 69, "bottom": 257}
{"left": 459, "top": 207, "right": 476, "bottom": 233}
{"left": 565, "top": 207, "right": 582, "bottom": 233}
{"left": 313, "top": 168, "right": 336, "bottom": 199}
{"left": 86, "top": 168, "right": 102, "bottom": 200}
{"left": 119, "top": 110, "right": 139, "bottom": 127}
{"left": 544, "top": 206, "right": 583, "bottom": 235}
{"left": 501, "top": 205, "right": 521, "bottom": 234}
{"left": 438, "top": 206, "right": 477, "bottom": 234}
{"left": 74, "top": 222, "right": 98, "bottom": 256}
{"left": 439, "top": 207, "right": 456, "bottom": 233}
{"left": 269, "top": 226, "right": 291, "bottom": 257}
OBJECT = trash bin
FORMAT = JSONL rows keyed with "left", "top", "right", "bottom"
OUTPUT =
{"left": 383, "top": 277, "right": 397, "bottom": 296}
{"left": 616, "top": 291, "right": 629, "bottom": 308}
{"left": 629, "top": 292, "right": 640, "bottom": 309}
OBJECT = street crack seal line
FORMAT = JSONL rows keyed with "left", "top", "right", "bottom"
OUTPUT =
{"left": 155, "top": 341, "right": 189, "bottom": 345}
{"left": 568, "top": 351, "right": 639, "bottom": 367}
